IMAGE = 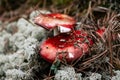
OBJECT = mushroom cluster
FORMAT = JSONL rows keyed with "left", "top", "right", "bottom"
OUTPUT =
{"left": 34, "top": 13, "right": 104, "bottom": 63}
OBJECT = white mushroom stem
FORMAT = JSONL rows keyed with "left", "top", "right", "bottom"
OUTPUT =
{"left": 53, "top": 26, "right": 71, "bottom": 36}
{"left": 58, "top": 26, "right": 71, "bottom": 33}
{"left": 54, "top": 27, "right": 59, "bottom": 36}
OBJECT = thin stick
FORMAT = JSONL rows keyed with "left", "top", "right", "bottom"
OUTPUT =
{"left": 108, "top": 28, "right": 113, "bottom": 76}
{"left": 81, "top": 49, "right": 107, "bottom": 66}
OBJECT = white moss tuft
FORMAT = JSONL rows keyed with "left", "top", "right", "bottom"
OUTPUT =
{"left": 55, "top": 67, "right": 82, "bottom": 80}
{"left": 112, "top": 70, "right": 120, "bottom": 80}
{"left": 5, "top": 69, "right": 25, "bottom": 80}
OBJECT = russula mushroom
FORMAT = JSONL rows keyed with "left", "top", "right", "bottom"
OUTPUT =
{"left": 34, "top": 13, "right": 106, "bottom": 63}
{"left": 40, "top": 30, "right": 93, "bottom": 63}
{"left": 34, "top": 13, "right": 76, "bottom": 35}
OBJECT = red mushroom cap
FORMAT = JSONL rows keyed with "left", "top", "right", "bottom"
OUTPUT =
{"left": 40, "top": 30, "right": 93, "bottom": 63}
{"left": 34, "top": 13, "right": 76, "bottom": 30}
{"left": 96, "top": 27, "right": 105, "bottom": 37}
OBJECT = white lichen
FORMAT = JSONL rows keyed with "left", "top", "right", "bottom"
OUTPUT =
{"left": 5, "top": 69, "right": 25, "bottom": 80}
{"left": 8, "top": 50, "right": 26, "bottom": 67}
{"left": 0, "top": 37, "right": 5, "bottom": 53}
{"left": 0, "top": 30, "right": 12, "bottom": 53}
{"left": 9, "top": 33, "right": 26, "bottom": 49}
{"left": 55, "top": 67, "right": 82, "bottom": 80}
{"left": 17, "top": 18, "right": 34, "bottom": 37}
{"left": 0, "top": 55, "right": 9, "bottom": 64}
{"left": 111, "top": 70, "right": 120, "bottom": 80}
{"left": 23, "top": 37, "right": 39, "bottom": 60}
{"left": 5, "top": 22, "right": 17, "bottom": 34}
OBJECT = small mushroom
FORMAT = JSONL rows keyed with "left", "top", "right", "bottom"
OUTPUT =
{"left": 40, "top": 30, "right": 93, "bottom": 63}
{"left": 34, "top": 13, "right": 76, "bottom": 35}
{"left": 96, "top": 27, "right": 105, "bottom": 38}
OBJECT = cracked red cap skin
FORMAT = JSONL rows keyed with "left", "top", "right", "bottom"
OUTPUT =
{"left": 34, "top": 13, "right": 76, "bottom": 30}
{"left": 40, "top": 30, "right": 93, "bottom": 63}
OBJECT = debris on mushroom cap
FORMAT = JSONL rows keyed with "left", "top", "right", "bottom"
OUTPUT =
{"left": 34, "top": 13, "right": 76, "bottom": 31}
{"left": 40, "top": 30, "right": 93, "bottom": 63}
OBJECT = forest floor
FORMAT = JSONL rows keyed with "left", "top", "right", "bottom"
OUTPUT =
{"left": 0, "top": 0, "right": 120, "bottom": 80}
